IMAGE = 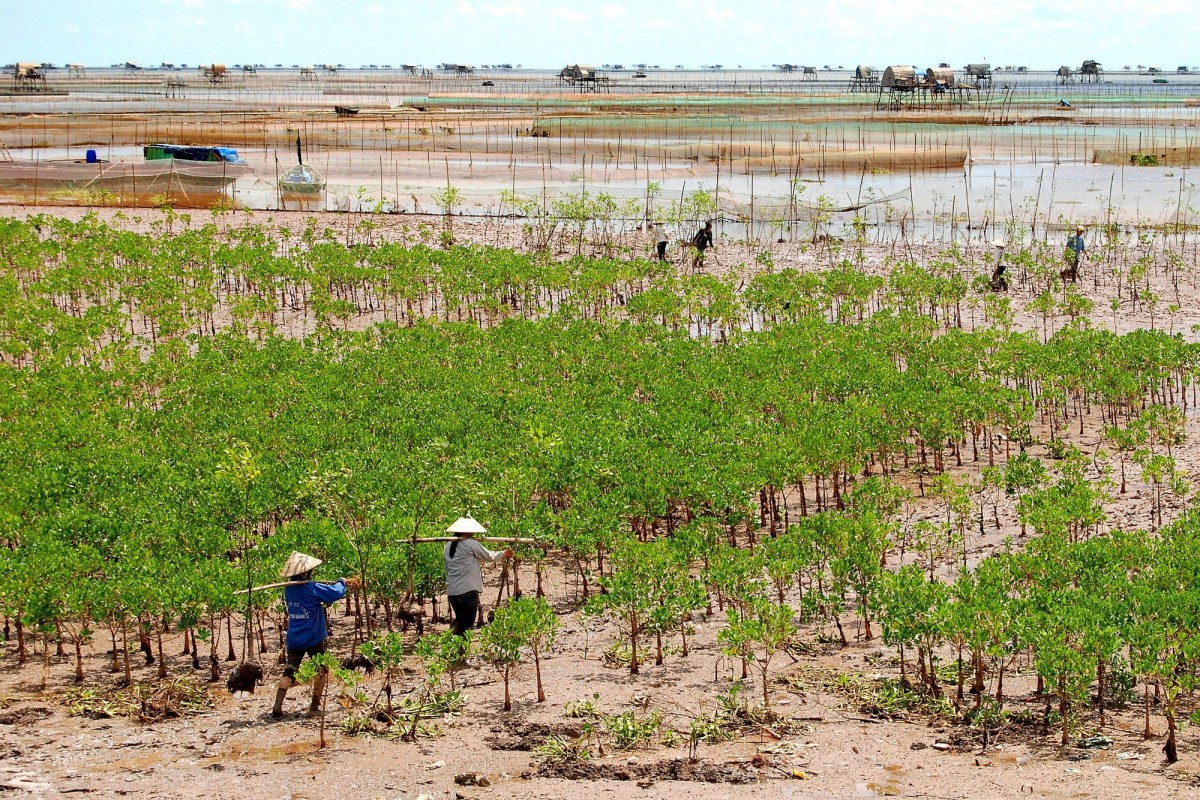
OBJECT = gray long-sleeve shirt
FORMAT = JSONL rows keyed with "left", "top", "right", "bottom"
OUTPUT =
{"left": 444, "top": 538, "right": 504, "bottom": 596}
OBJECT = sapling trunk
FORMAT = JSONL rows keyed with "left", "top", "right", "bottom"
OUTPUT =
{"left": 138, "top": 620, "right": 153, "bottom": 665}
{"left": 1165, "top": 702, "right": 1179, "bottom": 762}
{"left": 1059, "top": 679, "right": 1070, "bottom": 746}
{"left": 629, "top": 611, "right": 640, "bottom": 675}
{"left": 534, "top": 650, "right": 545, "bottom": 703}
{"left": 209, "top": 631, "right": 221, "bottom": 682}
{"left": 502, "top": 665, "right": 512, "bottom": 711}
{"left": 955, "top": 648, "right": 965, "bottom": 704}
{"left": 156, "top": 629, "right": 167, "bottom": 679}
{"left": 121, "top": 617, "right": 132, "bottom": 685}
{"left": 40, "top": 634, "right": 50, "bottom": 691}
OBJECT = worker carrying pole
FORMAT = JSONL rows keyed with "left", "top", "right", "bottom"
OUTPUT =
{"left": 443, "top": 516, "right": 513, "bottom": 637}
{"left": 271, "top": 551, "right": 359, "bottom": 719}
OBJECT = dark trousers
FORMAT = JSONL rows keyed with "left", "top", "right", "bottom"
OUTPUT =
{"left": 449, "top": 590, "right": 480, "bottom": 637}
{"left": 656, "top": 241, "right": 667, "bottom": 260}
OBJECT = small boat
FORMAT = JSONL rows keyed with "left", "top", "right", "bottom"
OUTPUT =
{"left": 633, "top": 71, "right": 647, "bottom": 78}
{"left": 334, "top": 105, "right": 360, "bottom": 117}
{"left": 1153, "top": 78, "right": 1169, "bottom": 84}
{"left": 278, "top": 163, "right": 326, "bottom": 195}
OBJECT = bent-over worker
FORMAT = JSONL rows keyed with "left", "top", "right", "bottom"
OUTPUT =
{"left": 690, "top": 220, "right": 715, "bottom": 270}
{"left": 1063, "top": 225, "right": 1087, "bottom": 281}
{"left": 444, "top": 516, "right": 513, "bottom": 637}
{"left": 271, "top": 551, "right": 357, "bottom": 719}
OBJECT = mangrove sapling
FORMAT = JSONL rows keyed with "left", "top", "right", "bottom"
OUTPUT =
{"left": 588, "top": 539, "right": 658, "bottom": 675}
{"left": 639, "top": 538, "right": 702, "bottom": 665}
{"left": 717, "top": 598, "right": 797, "bottom": 709}
{"left": 1003, "top": 453, "right": 1048, "bottom": 537}
{"left": 216, "top": 440, "right": 264, "bottom": 686}
{"left": 873, "top": 565, "right": 951, "bottom": 696}
{"left": 433, "top": 182, "right": 461, "bottom": 245}
{"left": 413, "top": 629, "right": 470, "bottom": 694}
{"left": 295, "top": 652, "right": 359, "bottom": 749}
{"left": 360, "top": 631, "right": 406, "bottom": 715}
{"left": 477, "top": 601, "right": 524, "bottom": 711}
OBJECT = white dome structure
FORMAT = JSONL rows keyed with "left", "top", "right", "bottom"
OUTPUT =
{"left": 278, "top": 163, "right": 325, "bottom": 195}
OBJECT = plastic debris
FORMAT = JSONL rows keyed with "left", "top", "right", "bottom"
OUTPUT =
{"left": 1078, "top": 735, "right": 1113, "bottom": 749}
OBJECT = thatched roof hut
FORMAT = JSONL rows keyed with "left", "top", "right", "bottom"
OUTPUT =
{"left": 855, "top": 65, "right": 875, "bottom": 80}
{"left": 925, "top": 67, "right": 955, "bottom": 86}
{"left": 881, "top": 65, "right": 917, "bottom": 88}
{"left": 561, "top": 64, "right": 597, "bottom": 81}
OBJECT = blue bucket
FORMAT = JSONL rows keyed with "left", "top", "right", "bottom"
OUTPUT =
{"left": 86, "top": 149, "right": 98, "bottom": 163}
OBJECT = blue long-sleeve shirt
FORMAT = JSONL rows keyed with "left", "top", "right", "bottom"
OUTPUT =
{"left": 284, "top": 579, "right": 348, "bottom": 650}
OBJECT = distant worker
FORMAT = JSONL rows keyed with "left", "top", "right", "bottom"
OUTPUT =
{"left": 690, "top": 220, "right": 715, "bottom": 271}
{"left": 444, "top": 516, "right": 513, "bottom": 637}
{"left": 1062, "top": 225, "right": 1086, "bottom": 282}
{"left": 989, "top": 240, "right": 1009, "bottom": 291}
{"left": 652, "top": 221, "right": 669, "bottom": 262}
{"left": 271, "top": 552, "right": 357, "bottom": 719}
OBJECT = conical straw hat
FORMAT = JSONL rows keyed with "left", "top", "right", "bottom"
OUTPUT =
{"left": 280, "top": 551, "right": 322, "bottom": 578}
{"left": 447, "top": 516, "right": 487, "bottom": 535}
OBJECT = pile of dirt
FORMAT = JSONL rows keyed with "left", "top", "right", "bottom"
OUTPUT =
{"left": 542, "top": 757, "right": 760, "bottom": 784}
{"left": 0, "top": 705, "right": 54, "bottom": 726}
{"left": 485, "top": 718, "right": 583, "bottom": 751}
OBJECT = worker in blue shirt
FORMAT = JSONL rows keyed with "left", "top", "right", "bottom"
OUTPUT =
{"left": 271, "top": 551, "right": 358, "bottom": 719}
{"left": 1063, "top": 225, "right": 1086, "bottom": 281}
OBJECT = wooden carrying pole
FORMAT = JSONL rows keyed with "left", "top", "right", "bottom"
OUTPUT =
{"left": 413, "top": 536, "right": 542, "bottom": 544}
{"left": 235, "top": 579, "right": 333, "bottom": 595}
{"left": 235, "top": 538, "right": 543, "bottom": 595}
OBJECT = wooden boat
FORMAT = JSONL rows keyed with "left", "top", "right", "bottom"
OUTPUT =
{"left": 334, "top": 105, "right": 361, "bottom": 117}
